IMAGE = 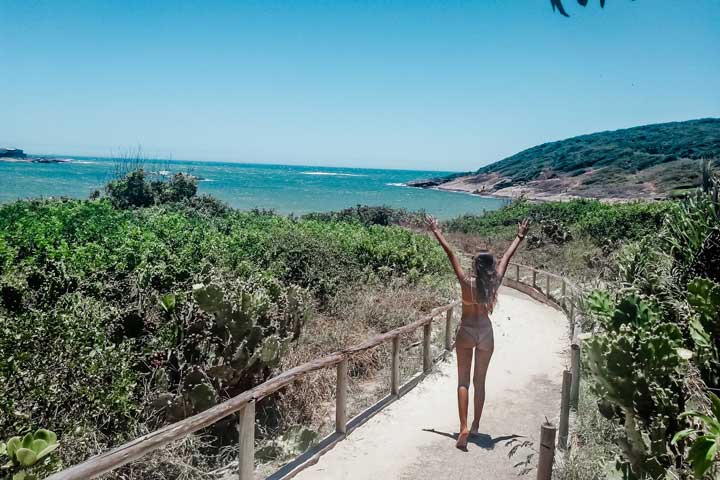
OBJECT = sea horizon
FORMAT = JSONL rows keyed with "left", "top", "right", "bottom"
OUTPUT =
{"left": 1, "top": 155, "right": 507, "bottom": 219}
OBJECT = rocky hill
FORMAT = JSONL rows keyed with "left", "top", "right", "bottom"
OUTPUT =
{"left": 410, "top": 118, "right": 720, "bottom": 201}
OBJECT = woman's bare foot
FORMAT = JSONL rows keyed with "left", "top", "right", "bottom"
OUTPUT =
{"left": 456, "top": 428, "right": 470, "bottom": 451}
{"left": 470, "top": 420, "right": 480, "bottom": 435}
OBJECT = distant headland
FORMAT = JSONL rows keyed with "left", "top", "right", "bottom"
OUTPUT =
{"left": 407, "top": 118, "right": 720, "bottom": 202}
{"left": 0, "top": 147, "right": 69, "bottom": 163}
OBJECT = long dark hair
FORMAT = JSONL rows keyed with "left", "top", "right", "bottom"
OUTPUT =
{"left": 473, "top": 250, "right": 499, "bottom": 311}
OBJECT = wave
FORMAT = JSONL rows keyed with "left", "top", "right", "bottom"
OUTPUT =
{"left": 300, "top": 171, "right": 366, "bottom": 177}
{"left": 74, "top": 160, "right": 99, "bottom": 165}
{"left": 385, "top": 182, "right": 407, "bottom": 187}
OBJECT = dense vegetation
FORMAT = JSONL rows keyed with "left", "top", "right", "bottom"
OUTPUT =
{"left": 443, "top": 198, "right": 676, "bottom": 249}
{"left": 0, "top": 172, "right": 449, "bottom": 476}
{"left": 475, "top": 118, "right": 719, "bottom": 184}
{"left": 301, "top": 204, "right": 423, "bottom": 227}
{"left": 580, "top": 185, "right": 720, "bottom": 478}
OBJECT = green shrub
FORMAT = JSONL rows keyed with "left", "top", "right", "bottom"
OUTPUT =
{"left": 301, "top": 205, "right": 421, "bottom": 227}
{"left": 0, "top": 198, "right": 449, "bottom": 456}
{"left": 577, "top": 201, "right": 677, "bottom": 244}
{"left": 443, "top": 198, "right": 676, "bottom": 248}
{"left": 104, "top": 169, "right": 198, "bottom": 209}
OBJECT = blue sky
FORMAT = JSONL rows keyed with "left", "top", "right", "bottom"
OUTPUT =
{"left": 1, "top": 0, "right": 718, "bottom": 171}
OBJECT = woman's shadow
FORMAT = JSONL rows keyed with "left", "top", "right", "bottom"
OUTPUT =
{"left": 422, "top": 428, "right": 521, "bottom": 452}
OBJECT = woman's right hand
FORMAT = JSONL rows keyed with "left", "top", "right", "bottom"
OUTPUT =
{"left": 424, "top": 214, "right": 440, "bottom": 233}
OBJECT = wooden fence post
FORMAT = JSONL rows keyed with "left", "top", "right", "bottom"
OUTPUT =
{"left": 444, "top": 308, "right": 453, "bottom": 351}
{"left": 423, "top": 322, "right": 432, "bottom": 373}
{"left": 570, "top": 332, "right": 581, "bottom": 410}
{"left": 515, "top": 264, "right": 520, "bottom": 282}
{"left": 545, "top": 275, "right": 551, "bottom": 298}
{"left": 532, "top": 270, "right": 537, "bottom": 288}
{"left": 336, "top": 358, "right": 348, "bottom": 435}
{"left": 391, "top": 336, "right": 400, "bottom": 397}
{"left": 536, "top": 421, "right": 556, "bottom": 480}
{"left": 558, "top": 370, "right": 572, "bottom": 450}
{"left": 561, "top": 280, "right": 567, "bottom": 309}
{"left": 237, "top": 401, "right": 255, "bottom": 480}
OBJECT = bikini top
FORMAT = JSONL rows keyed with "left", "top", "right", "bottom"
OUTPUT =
{"left": 461, "top": 277, "right": 494, "bottom": 314}
{"left": 461, "top": 277, "right": 478, "bottom": 306}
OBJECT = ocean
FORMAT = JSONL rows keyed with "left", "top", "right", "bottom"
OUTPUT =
{"left": 0, "top": 156, "right": 507, "bottom": 219}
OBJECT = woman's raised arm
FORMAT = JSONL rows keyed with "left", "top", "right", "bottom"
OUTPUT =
{"left": 424, "top": 215, "right": 465, "bottom": 282}
{"left": 496, "top": 218, "right": 530, "bottom": 280}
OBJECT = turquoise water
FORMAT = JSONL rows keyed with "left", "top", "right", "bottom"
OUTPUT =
{"left": 0, "top": 156, "right": 507, "bottom": 219}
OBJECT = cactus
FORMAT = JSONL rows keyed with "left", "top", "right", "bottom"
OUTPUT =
{"left": 151, "top": 277, "right": 309, "bottom": 420}
{"left": 1, "top": 429, "right": 59, "bottom": 480}
{"left": 586, "top": 293, "right": 688, "bottom": 478}
{"left": 687, "top": 278, "right": 720, "bottom": 387}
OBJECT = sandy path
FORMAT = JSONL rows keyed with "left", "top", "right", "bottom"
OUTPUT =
{"left": 293, "top": 286, "right": 568, "bottom": 480}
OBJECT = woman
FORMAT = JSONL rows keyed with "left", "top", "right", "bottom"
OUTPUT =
{"left": 425, "top": 216, "right": 530, "bottom": 450}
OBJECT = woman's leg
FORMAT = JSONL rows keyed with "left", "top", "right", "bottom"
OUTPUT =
{"left": 455, "top": 333, "right": 474, "bottom": 450}
{"left": 470, "top": 347, "right": 493, "bottom": 433}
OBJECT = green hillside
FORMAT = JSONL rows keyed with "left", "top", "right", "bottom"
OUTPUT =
{"left": 477, "top": 118, "right": 719, "bottom": 192}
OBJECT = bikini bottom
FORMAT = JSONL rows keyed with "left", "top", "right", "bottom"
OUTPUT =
{"left": 456, "top": 323, "right": 494, "bottom": 351}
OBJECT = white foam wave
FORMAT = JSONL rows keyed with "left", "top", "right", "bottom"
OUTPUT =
{"left": 386, "top": 182, "right": 406, "bottom": 187}
{"left": 300, "top": 171, "right": 366, "bottom": 177}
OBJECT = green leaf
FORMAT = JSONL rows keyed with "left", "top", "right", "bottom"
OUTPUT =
{"left": 709, "top": 392, "right": 720, "bottom": 421}
{"left": 676, "top": 348, "right": 694, "bottom": 360}
{"left": 672, "top": 428, "right": 696, "bottom": 444}
{"left": 14, "top": 448, "right": 37, "bottom": 467}
{"left": 20, "top": 434, "right": 33, "bottom": 450}
{"left": 36, "top": 443, "right": 58, "bottom": 460}
{"left": 6, "top": 437, "right": 21, "bottom": 459}
{"left": 12, "top": 471, "right": 27, "bottom": 480}
{"left": 687, "top": 436, "right": 717, "bottom": 478}
{"left": 159, "top": 293, "right": 176, "bottom": 312}
{"left": 33, "top": 429, "right": 57, "bottom": 445}
{"left": 30, "top": 439, "right": 47, "bottom": 455}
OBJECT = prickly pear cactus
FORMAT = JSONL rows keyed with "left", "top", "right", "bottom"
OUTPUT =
{"left": 585, "top": 292, "right": 688, "bottom": 479}
{"left": 150, "top": 275, "right": 309, "bottom": 420}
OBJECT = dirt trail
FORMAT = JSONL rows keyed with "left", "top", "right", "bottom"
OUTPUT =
{"left": 293, "top": 286, "right": 568, "bottom": 480}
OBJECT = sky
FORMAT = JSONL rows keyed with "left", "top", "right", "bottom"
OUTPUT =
{"left": 1, "top": 0, "right": 718, "bottom": 171}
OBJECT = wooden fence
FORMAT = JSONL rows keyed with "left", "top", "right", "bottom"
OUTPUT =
{"left": 47, "top": 299, "right": 460, "bottom": 480}
{"left": 48, "top": 261, "right": 585, "bottom": 480}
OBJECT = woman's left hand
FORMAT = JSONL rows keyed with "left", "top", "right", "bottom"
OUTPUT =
{"left": 517, "top": 218, "right": 531, "bottom": 238}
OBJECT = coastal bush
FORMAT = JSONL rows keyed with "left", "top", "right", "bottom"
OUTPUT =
{"left": 0, "top": 197, "right": 449, "bottom": 473}
{"left": 301, "top": 205, "right": 422, "bottom": 227}
{"left": 442, "top": 198, "right": 676, "bottom": 248}
{"left": 104, "top": 169, "right": 198, "bottom": 208}
{"left": 577, "top": 201, "right": 676, "bottom": 245}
